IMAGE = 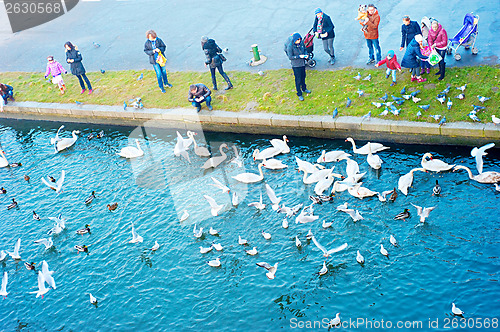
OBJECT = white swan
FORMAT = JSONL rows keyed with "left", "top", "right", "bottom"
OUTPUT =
{"left": 201, "top": 144, "right": 228, "bottom": 169}
{"left": 118, "top": 139, "right": 144, "bottom": 159}
{"left": 348, "top": 183, "right": 378, "bottom": 199}
{"left": 0, "top": 150, "right": 9, "bottom": 168}
{"left": 270, "top": 135, "right": 290, "bottom": 153}
{"left": 314, "top": 174, "right": 335, "bottom": 195}
{"left": 454, "top": 165, "right": 500, "bottom": 184}
{"left": 421, "top": 153, "right": 455, "bottom": 172}
{"left": 262, "top": 158, "right": 287, "bottom": 170}
{"left": 187, "top": 131, "right": 211, "bottom": 157}
{"left": 252, "top": 147, "right": 281, "bottom": 161}
{"left": 302, "top": 168, "right": 332, "bottom": 184}
{"left": 398, "top": 167, "right": 427, "bottom": 195}
{"left": 295, "top": 156, "right": 324, "bottom": 174}
{"left": 345, "top": 137, "right": 389, "bottom": 155}
{"left": 471, "top": 143, "right": 495, "bottom": 174}
{"left": 232, "top": 163, "right": 264, "bottom": 183}
{"left": 55, "top": 130, "right": 80, "bottom": 152}
{"left": 367, "top": 146, "right": 383, "bottom": 170}
{"left": 317, "top": 150, "right": 351, "bottom": 163}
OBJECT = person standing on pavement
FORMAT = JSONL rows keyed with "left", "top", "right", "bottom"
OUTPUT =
{"left": 312, "top": 8, "right": 336, "bottom": 65}
{"left": 64, "top": 41, "right": 93, "bottom": 94}
{"left": 362, "top": 4, "right": 381, "bottom": 65}
{"left": 201, "top": 36, "right": 233, "bottom": 91}
{"left": 399, "top": 15, "right": 421, "bottom": 51}
{"left": 144, "top": 30, "right": 173, "bottom": 93}
{"left": 285, "top": 33, "right": 311, "bottom": 101}
{"left": 428, "top": 20, "right": 448, "bottom": 80}
{"left": 188, "top": 83, "right": 212, "bottom": 112}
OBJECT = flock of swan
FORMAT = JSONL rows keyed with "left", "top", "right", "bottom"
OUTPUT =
{"left": 0, "top": 125, "right": 498, "bottom": 322}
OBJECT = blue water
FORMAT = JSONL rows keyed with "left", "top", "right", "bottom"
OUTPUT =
{"left": 0, "top": 119, "right": 499, "bottom": 331}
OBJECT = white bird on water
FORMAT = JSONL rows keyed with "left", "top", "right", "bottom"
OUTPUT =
{"left": 329, "top": 313, "right": 341, "bottom": 327}
{"left": 173, "top": 131, "right": 192, "bottom": 163}
{"left": 118, "top": 139, "right": 144, "bottom": 159}
{"left": 256, "top": 262, "right": 278, "bottom": 279}
{"left": 295, "top": 208, "right": 319, "bottom": 224}
{"left": 248, "top": 193, "right": 266, "bottom": 210}
{"left": 261, "top": 231, "right": 272, "bottom": 240}
{"left": 380, "top": 244, "right": 389, "bottom": 257}
{"left": 319, "top": 261, "right": 328, "bottom": 276}
{"left": 201, "top": 144, "right": 228, "bottom": 169}
{"left": 282, "top": 218, "right": 289, "bottom": 229}
{"left": 398, "top": 167, "right": 427, "bottom": 195}
{"left": 322, "top": 220, "right": 333, "bottom": 228}
{"left": 0, "top": 251, "right": 7, "bottom": 262}
{"left": 452, "top": 303, "right": 464, "bottom": 316}
{"left": 252, "top": 147, "right": 281, "bottom": 161}
{"left": 204, "top": 195, "right": 224, "bottom": 216}
{"left": 232, "top": 192, "right": 239, "bottom": 206}
{"left": 246, "top": 247, "right": 258, "bottom": 255}
{"left": 270, "top": 135, "right": 290, "bottom": 153}
{"left": 151, "top": 241, "right": 160, "bottom": 251}
{"left": 232, "top": 163, "right": 265, "bottom": 183}
{"left": 89, "top": 293, "right": 97, "bottom": 304}
{"left": 210, "top": 177, "right": 230, "bottom": 193}
{"left": 317, "top": 150, "right": 351, "bottom": 163}
{"left": 311, "top": 236, "right": 348, "bottom": 258}
{"left": 265, "top": 184, "right": 281, "bottom": 210}
{"left": 470, "top": 143, "right": 495, "bottom": 174}
{"left": 34, "top": 237, "right": 53, "bottom": 250}
{"left": 411, "top": 204, "right": 436, "bottom": 223}
{"left": 421, "top": 153, "right": 455, "bottom": 172}
{"left": 390, "top": 235, "right": 398, "bottom": 247}
{"left": 209, "top": 227, "right": 219, "bottom": 236}
{"left": 193, "top": 225, "right": 203, "bottom": 238}
{"left": 47, "top": 214, "right": 66, "bottom": 235}
{"left": 30, "top": 271, "right": 50, "bottom": 298}
{"left": 180, "top": 210, "right": 189, "bottom": 222}
{"left": 345, "top": 137, "right": 389, "bottom": 155}
{"left": 295, "top": 236, "right": 302, "bottom": 248}
{"left": 0, "top": 272, "right": 8, "bottom": 298}
{"left": 340, "top": 208, "right": 364, "bottom": 222}
{"left": 238, "top": 236, "right": 248, "bottom": 245}
{"left": 212, "top": 243, "right": 223, "bottom": 251}
{"left": 356, "top": 250, "right": 365, "bottom": 264}
{"left": 7, "top": 238, "right": 21, "bottom": 260}
{"left": 41, "top": 170, "right": 65, "bottom": 193}
{"left": 129, "top": 223, "right": 143, "bottom": 243}
{"left": 52, "top": 126, "right": 80, "bottom": 152}
{"left": 200, "top": 245, "right": 213, "bottom": 254}
{"left": 41, "top": 260, "right": 56, "bottom": 289}
{"left": 208, "top": 257, "right": 221, "bottom": 267}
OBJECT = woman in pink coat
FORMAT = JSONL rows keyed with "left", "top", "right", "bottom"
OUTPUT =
{"left": 428, "top": 20, "right": 448, "bottom": 80}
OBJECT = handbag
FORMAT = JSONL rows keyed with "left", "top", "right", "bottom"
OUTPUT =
{"left": 427, "top": 49, "right": 443, "bottom": 66}
{"left": 156, "top": 51, "right": 167, "bottom": 67}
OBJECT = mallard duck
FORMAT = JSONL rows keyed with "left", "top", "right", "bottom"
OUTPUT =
{"left": 7, "top": 198, "right": 17, "bottom": 210}
{"left": 389, "top": 188, "right": 398, "bottom": 202}
{"left": 24, "top": 262, "right": 36, "bottom": 270}
{"left": 432, "top": 180, "right": 442, "bottom": 196}
{"left": 0, "top": 187, "right": 6, "bottom": 194}
{"left": 9, "top": 162, "right": 22, "bottom": 167}
{"left": 96, "top": 130, "right": 105, "bottom": 139}
{"left": 394, "top": 208, "right": 410, "bottom": 221}
{"left": 74, "top": 245, "right": 88, "bottom": 253}
{"left": 107, "top": 203, "right": 118, "bottom": 211}
{"left": 85, "top": 191, "right": 96, "bottom": 204}
{"left": 33, "top": 211, "right": 41, "bottom": 221}
{"left": 76, "top": 224, "right": 91, "bottom": 235}
{"left": 24, "top": 175, "right": 30, "bottom": 182}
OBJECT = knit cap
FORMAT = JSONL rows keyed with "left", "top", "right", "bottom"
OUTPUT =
{"left": 315, "top": 8, "right": 322, "bottom": 15}
{"left": 387, "top": 50, "right": 394, "bottom": 57}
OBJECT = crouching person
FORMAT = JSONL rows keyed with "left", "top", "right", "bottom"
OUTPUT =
{"left": 188, "top": 83, "right": 212, "bottom": 112}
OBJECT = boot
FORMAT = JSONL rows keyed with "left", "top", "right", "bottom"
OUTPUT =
{"left": 212, "top": 76, "right": 218, "bottom": 91}
{"left": 222, "top": 73, "right": 233, "bottom": 90}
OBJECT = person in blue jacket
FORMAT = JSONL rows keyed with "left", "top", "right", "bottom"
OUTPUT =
{"left": 144, "top": 30, "right": 173, "bottom": 93}
{"left": 312, "top": 8, "right": 336, "bottom": 64}
{"left": 65, "top": 41, "right": 93, "bottom": 94}
{"left": 399, "top": 15, "right": 422, "bottom": 51}
{"left": 401, "top": 34, "right": 428, "bottom": 83}
{"left": 285, "top": 33, "right": 311, "bottom": 101}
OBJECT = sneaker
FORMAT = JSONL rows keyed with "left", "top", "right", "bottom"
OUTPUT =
{"left": 366, "top": 59, "right": 375, "bottom": 65}
{"left": 208, "top": 104, "right": 213, "bottom": 111}
{"left": 196, "top": 107, "right": 201, "bottom": 112}
{"left": 330, "top": 57, "right": 336, "bottom": 65}
{"left": 417, "top": 77, "right": 427, "bottom": 83}
{"left": 298, "top": 96, "right": 304, "bottom": 101}
{"left": 426, "top": 68, "right": 430, "bottom": 74}
{"left": 390, "top": 81, "right": 396, "bottom": 86}
{"left": 165, "top": 84, "right": 173, "bottom": 88}
{"left": 160, "top": 88, "right": 166, "bottom": 93}
{"left": 213, "top": 86, "right": 218, "bottom": 91}
{"left": 411, "top": 77, "right": 417, "bottom": 82}
{"left": 385, "top": 74, "right": 390, "bottom": 79}
{"left": 437, "top": 77, "right": 444, "bottom": 81}
{"left": 420, "top": 69, "right": 425, "bottom": 75}
{"left": 80, "top": 89, "right": 86, "bottom": 94}
{"left": 88, "top": 89, "right": 93, "bottom": 95}
{"left": 303, "top": 89, "right": 311, "bottom": 94}
{"left": 224, "top": 85, "right": 233, "bottom": 90}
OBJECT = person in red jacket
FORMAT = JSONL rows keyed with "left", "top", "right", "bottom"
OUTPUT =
{"left": 428, "top": 20, "right": 448, "bottom": 80}
{"left": 363, "top": 4, "right": 381, "bottom": 65}
{"left": 375, "top": 50, "right": 402, "bottom": 86}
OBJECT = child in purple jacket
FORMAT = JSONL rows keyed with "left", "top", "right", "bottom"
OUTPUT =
{"left": 44, "top": 56, "right": 67, "bottom": 94}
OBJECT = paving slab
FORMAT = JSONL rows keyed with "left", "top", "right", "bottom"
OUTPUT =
{"left": 440, "top": 122, "right": 485, "bottom": 138}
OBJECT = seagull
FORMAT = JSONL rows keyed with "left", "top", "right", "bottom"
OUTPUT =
{"left": 0, "top": 272, "right": 8, "bottom": 298}
{"left": 418, "top": 104, "right": 430, "bottom": 111}
{"left": 33, "top": 211, "right": 41, "bottom": 221}
{"left": 129, "top": 223, "right": 143, "bottom": 243}
{"left": 246, "top": 247, "right": 258, "bottom": 255}
{"left": 439, "top": 116, "right": 447, "bottom": 126}
{"left": 7, "top": 238, "right": 21, "bottom": 260}
{"left": 282, "top": 218, "right": 289, "bottom": 229}
{"left": 265, "top": 184, "right": 281, "bottom": 210}
{"left": 322, "top": 220, "right": 333, "bottom": 228}
{"left": 208, "top": 257, "right": 221, "bottom": 267}
{"left": 341, "top": 208, "right": 364, "bottom": 222}
{"left": 212, "top": 243, "right": 223, "bottom": 251}
{"left": 492, "top": 115, "right": 500, "bottom": 125}
{"left": 436, "top": 94, "right": 446, "bottom": 104}
{"left": 353, "top": 72, "right": 361, "bottom": 80}
{"left": 232, "top": 192, "right": 239, "bottom": 206}
{"left": 0, "top": 251, "right": 6, "bottom": 262}
{"left": 210, "top": 177, "right": 230, "bottom": 193}
{"left": 318, "top": 261, "right": 328, "bottom": 276}
{"left": 89, "top": 293, "right": 97, "bottom": 305}
{"left": 256, "top": 262, "right": 278, "bottom": 279}
{"left": 356, "top": 250, "right": 364, "bottom": 264}
{"left": 311, "top": 236, "right": 348, "bottom": 258}
{"left": 455, "top": 93, "right": 465, "bottom": 100}
{"left": 238, "top": 236, "right": 248, "bottom": 245}
{"left": 346, "top": 97, "right": 351, "bottom": 108}
{"left": 204, "top": 195, "right": 224, "bottom": 216}
{"left": 380, "top": 244, "right": 389, "bottom": 257}
{"left": 390, "top": 235, "right": 398, "bottom": 247}
{"left": 452, "top": 303, "right": 464, "bottom": 316}
{"left": 447, "top": 98, "right": 452, "bottom": 110}
{"left": 432, "top": 180, "right": 442, "bottom": 196}
{"left": 180, "top": 210, "right": 189, "bottom": 222}
{"left": 329, "top": 313, "right": 341, "bottom": 327}
{"left": 248, "top": 193, "right": 266, "bottom": 210}
{"left": 477, "top": 95, "right": 490, "bottom": 103}
{"left": 151, "top": 241, "right": 160, "bottom": 251}
{"left": 411, "top": 204, "right": 436, "bottom": 223}
{"left": 371, "top": 102, "right": 383, "bottom": 108}
{"left": 306, "top": 230, "right": 313, "bottom": 240}
{"left": 47, "top": 215, "right": 66, "bottom": 235}
{"left": 295, "top": 236, "right": 302, "bottom": 248}
{"left": 209, "top": 227, "right": 219, "bottom": 236}
{"left": 456, "top": 84, "right": 467, "bottom": 92}
{"left": 34, "top": 237, "right": 53, "bottom": 250}
{"left": 363, "top": 74, "right": 371, "bottom": 81}
{"left": 200, "top": 246, "right": 213, "bottom": 254}
{"left": 30, "top": 271, "right": 50, "bottom": 298}
{"left": 295, "top": 209, "right": 319, "bottom": 224}
{"left": 471, "top": 143, "right": 495, "bottom": 174}
{"left": 41, "top": 170, "right": 65, "bottom": 193}
{"left": 357, "top": 88, "right": 364, "bottom": 97}
{"left": 193, "top": 225, "right": 203, "bottom": 238}
{"left": 332, "top": 108, "right": 338, "bottom": 119}
{"left": 261, "top": 231, "right": 272, "bottom": 240}
{"left": 41, "top": 261, "right": 56, "bottom": 289}
{"left": 377, "top": 189, "right": 395, "bottom": 202}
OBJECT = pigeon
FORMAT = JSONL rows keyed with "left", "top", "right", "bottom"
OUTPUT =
{"left": 410, "top": 90, "right": 421, "bottom": 97}
{"left": 492, "top": 115, "right": 500, "bottom": 125}
{"left": 456, "top": 84, "right": 467, "bottom": 92}
{"left": 477, "top": 95, "right": 490, "bottom": 103}
{"left": 363, "top": 74, "right": 371, "bottom": 81}
{"left": 452, "top": 303, "right": 464, "bottom": 316}
{"left": 256, "top": 262, "right": 278, "bottom": 279}
{"left": 447, "top": 98, "right": 452, "bottom": 110}
{"left": 439, "top": 116, "right": 447, "bottom": 126}
{"left": 429, "top": 114, "right": 441, "bottom": 121}
{"left": 418, "top": 104, "right": 430, "bottom": 111}
{"left": 395, "top": 99, "right": 405, "bottom": 106}
{"left": 384, "top": 101, "right": 393, "bottom": 107}
{"left": 472, "top": 105, "right": 486, "bottom": 112}
{"left": 380, "top": 108, "right": 389, "bottom": 116}
{"left": 412, "top": 96, "right": 421, "bottom": 103}
{"left": 390, "top": 108, "right": 400, "bottom": 116}
{"left": 356, "top": 251, "right": 364, "bottom": 264}
{"left": 311, "top": 236, "right": 348, "bottom": 258}
{"left": 416, "top": 110, "right": 422, "bottom": 117}
{"left": 332, "top": 108, "right": 338, "bottom": 119}
{"left": 346, "top": 97, "right": 351, "bottom": 108}
{"left": 100, "top": 69, "right": 105, "bottom": 74}
{"left": 353, "top": 72, "right": 361, "bottom": 80}
{"left": 379, "top": 93, "right": 388, "bottom": 102}
{"left": 357, "top": 88, "right": 364, "bottom": 97}
{"left": 137, "top": 73, "right": 143, "bottom": 81}
{"left": 468, "top": 112, "right": 480, "bottom": 122}
{"left": 441, "top": 86, "right": 451, "bottom": 95}
{"left": 362, "top": 111, "right": 371, "bottom": 120}
{"left": 371, "top": 102, "right": 383, "bottom": 108}
{"left": 75, "top": 101, "right": 83, "bottom": 105}
{"left": 432, "top": 180, "right": 442, "bottom": 196}
{"left": 391, "top": 95, "right": 404, "bottom": 101}
{"left": 436, "top": 94, "right": 446, "bottom": 104}
{"left": 257, "top": 70, "right": 265, "bottom": 76}
{"left": 411, "top": 204, "right": 436, "bottom": 223}
{"left": 123, "top": 102, "right": 127, "bottom": 110}
{"left": 402, "top": 94, "right": 412, "bottom": 100}
{"left": 455, "top": 93, "right": 465, "bottom": 100}
{"left": 400, "top": 86, "right": 406, "bottom": 95}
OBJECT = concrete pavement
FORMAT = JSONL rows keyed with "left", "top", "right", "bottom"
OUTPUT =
{"left": 0, "top": 0, "right": 498, "bottom": 74}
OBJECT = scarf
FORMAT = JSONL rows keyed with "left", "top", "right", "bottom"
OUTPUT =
{"left": 317, "top": 16, "right": 324, "bottom": 34}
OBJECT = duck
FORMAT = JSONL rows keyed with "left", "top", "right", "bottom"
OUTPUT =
{"left": 74, "top": 245, "right": 89, "bottom": 253}
{"left": 421, "top": 153, "right": 455, "bottom": 172}
{"left": 432, "top": 180, "right": 442, "bottom": 196}
{"left": 0, "top": 150, "right": 8, "bottom": 168}
{"left": 0, "top": 187, "right": 6, "bottom": 194}
{"left": 187, "top": 131, "right": 211, "bottom": 157}
{"left": 262, "top": 158, "right": 287, "bottom": 170}
{"left": 85, "top": 191, "right": 96, "bottom": 204}
{"left": 32, "top": 211, "right": 41, "bottom": 221}
{"left": 76, "top": 224, "right": 91, "bottom": 235}
{"left": 7, "top": 198, "right": 18, "bottom": 210}
{"left": 24, "top": 174, "right": 30, "bottom": 182}
{"left": 24, "top": 262, "right": 36, "bottom": 270}
{"left": 317, "top": 150, "right": 351, "bottom": 163}
{"left": 107, "top": 203, "right": 118, "bottom": 211}
{"left": 398, "top": 167, "right": 427, "bottom": 195}
{"left": 201, "top": 143, "right": 228, "bottom": 169}
{"left": 345, "top": 137, "right": 389, "bottom": 155}
{"left": 453, "top": 165, "right": 500, "bottom": 184}
{"left": 96, "top": 130, "right": 105, "bottom": 139}
{"left": 356, "top": 250, "right": 364, "bottom": 264}
{"left": 269, "top": 135, "right": 290, "bottom": 153}
{"left": 246, "top": 247, "right": 258, "bottom": 256}
{"left": 389, "top": 188, "right": 398, "bottom": 202}
{"left": 55, "top": 129, "right": 80, "bottom": 152}
{"left": 117, "top": 139, "right": 144, "bottom": 159}
{"left": 232, "top": 163, "right": 265, "bottom": 183}
{"left": 252, "top": 147, "right": 281, "bottom": 161}
{"left": 9, "top": 162, "right": 22, "bottom": 167}
{"left": 394, "top": 208, "right": 410, "bottom": 221}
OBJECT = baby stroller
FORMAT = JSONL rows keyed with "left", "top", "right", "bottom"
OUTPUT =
{"left": 446, "top": 13, "right": 479, "bottom": 61}
{"left": 303, "top": 28, "right": 317, "bottom": 68}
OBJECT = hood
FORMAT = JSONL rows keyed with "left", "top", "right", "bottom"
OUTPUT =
{"left": 292, "top": 33, "right": 302, "bottom": 43}
{"left": 433, "top": 23, "right": 443, "bottom": 33}
{"left": 421, "top": 16, "right": 431, "bottom": 29}
{"left": 409, "top": 38, "right": 420, "bottom": 48}
{"left": 204, "top": 39, "right": 216, "bottom": 49}
{"left": 369, "top": 9, "right": 378, "bottom": 16}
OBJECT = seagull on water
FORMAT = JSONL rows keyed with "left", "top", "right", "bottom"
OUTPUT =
{"left": 151, "top": 241, "right": 160, "bottom": 251}
{"left": 248, "top": 193, "right": 266, "bottom": 210}
{"left": 380, "top": 244, "right": 389, "bottom": 257}
{"left": 319, "top": 261, "right": 328, "bottom": 276}
{"left": 311, "top": 236, "right": 348, "bottom": 257}
{"left": 238, "top": 236, "right": 248, "bottom": 245}
{"left": 30, "top": 271, "right": 50, "bottom": 298}
{"left": 212, "top": 243, "right": 223, "bottom": 251}
{"left": 246, "top": 247, "right": 258, "bottom": 255}
{"left": 210, "top": 177, "right": 230, "bottom": 193}
{"left": 41, "top": 170, "right": 65, "bottom": 193}
{"left": 7, "top": 238, "right": 21, "bottom": 260}
{"left": 282, "top": 218, "right": 289, "bottom": 229}
{"left": 89, "top": 293, "right": 97, "bottom": 304}
{"left": 0, "top": 272, "right": 8, "bottom": 298}
{"left": 129, "top": 223, "right": 143, "bottom": 243}
{"left": 200, "top": 245, "right": 213, "bottom": 254}
{"left": 204, "top": 195, "right": 224, "bottom": 216}
{"left": 452, "top": 303, "right": 464, "bottom": 316}
{"left": 261, "top": 231, "right": 272, "bottom": 240}
{"left": 41, "top": 260, "right": 56, "bottom": 289}
{"left": 180, "top": 210, "right": 189, "bottom": 222}
{"left": 411, "top": 204, "right": 436, "bottom": 223}
{"left": 193, "top": 225, "right": 203, "bottom": 238}
{"left": 295, "top": 236, "right": 302, "bottom": 248}
{"left": 356, "top": 250, "right": 364, "bottom": 264}
{"left": 208, "top": 257, "right": 221, "bottom": 267}
{"left": 256, "top": 262, "right": 278, "bottom": 279}
{"left": 390, "top": 235, "right": 398, "bottom": 247}
{"left": 34, "top": 237, "right": 53, "bottom": 250}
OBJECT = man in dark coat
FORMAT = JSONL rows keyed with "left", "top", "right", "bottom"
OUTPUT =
{"left": 312, "top": 8, "right": 336, "bottom": 64}
{"left": 399, "top": 16, "right": 422, "bottom": 51}
{"left": 65, "top": 41, "right": 93, "bottom": 94}
{"left": 188, "top": 83, "right": 212, "bottom": 112}
{"left": 144, "top": 30, "right": 173, "bottom": 93}
{"left": 285, "top": 33, "right": 311, "bottom": 101}
{"left": 201, "top": 36, "right": 233, "bottom": 91}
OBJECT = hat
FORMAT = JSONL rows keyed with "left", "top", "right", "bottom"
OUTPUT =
{"left": 414, "top": 34, "right": 423, "bottom": 42}
{"left": 201, "top": 36, "right": 208, "bottom": 43}
{"left": 47, "top": 56, "right": 54, "bottom": 61}
{"left": 315, "top": 8, "right": 322, "bottom": 15}
{"left": 387, "top": 50, "right": 394, "bottom": 57}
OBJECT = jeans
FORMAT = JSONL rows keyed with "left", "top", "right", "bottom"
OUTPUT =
{"left": 386, "top": 68, "right": 397, "bottom": 82}
{"left": 322, "top": 37, "right": 335, "bottom": 58}
{"left": 436, "top": 49, "right": 446, "bottom": 78}
{"left": 76, "top": 74, "right": 92, "bottom": 90}
{"left": 366, "top": 38, "right": 381, "bottom": 62}
{"left": 153, "top": 63, "right": 169, "bottom": 89}
{"left": 210, "top": 64, "right": 232, "bottom": 89}
{"left": 409, "top": 67, "right": 419, "bottom": 76}
{"left": 192, "top": 95, "right": 212, "bottom": 108}
{"left": 292, "top": 66, "right": 307, "bottom": 96}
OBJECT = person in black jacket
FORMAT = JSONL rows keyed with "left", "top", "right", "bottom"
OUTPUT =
{"left": 64, "top": 41, "right": 93, "bottom": 94}
{"left": 285, "top": 33, "right": 311, "bottom": 101}
{"left": 399, "top": 16, "right": 422, "bottom": 51}
{"left": 312, "top": 8, "right": 336, "bottom": 65}
{"left": 188, "top": 84, "right": 212, "bottom": 112}
{"left": 144, "top": 30, "right": 173, "bottom": 93}
{"left": 201, "top": 36, "right": 233, "bottom": 91}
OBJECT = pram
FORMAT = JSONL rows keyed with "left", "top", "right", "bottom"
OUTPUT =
{"left": 303, "top": 28, "right": 317, "bottom": 68}
{"left": 446, "top": 13, "right": 479, "bottom": 61}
